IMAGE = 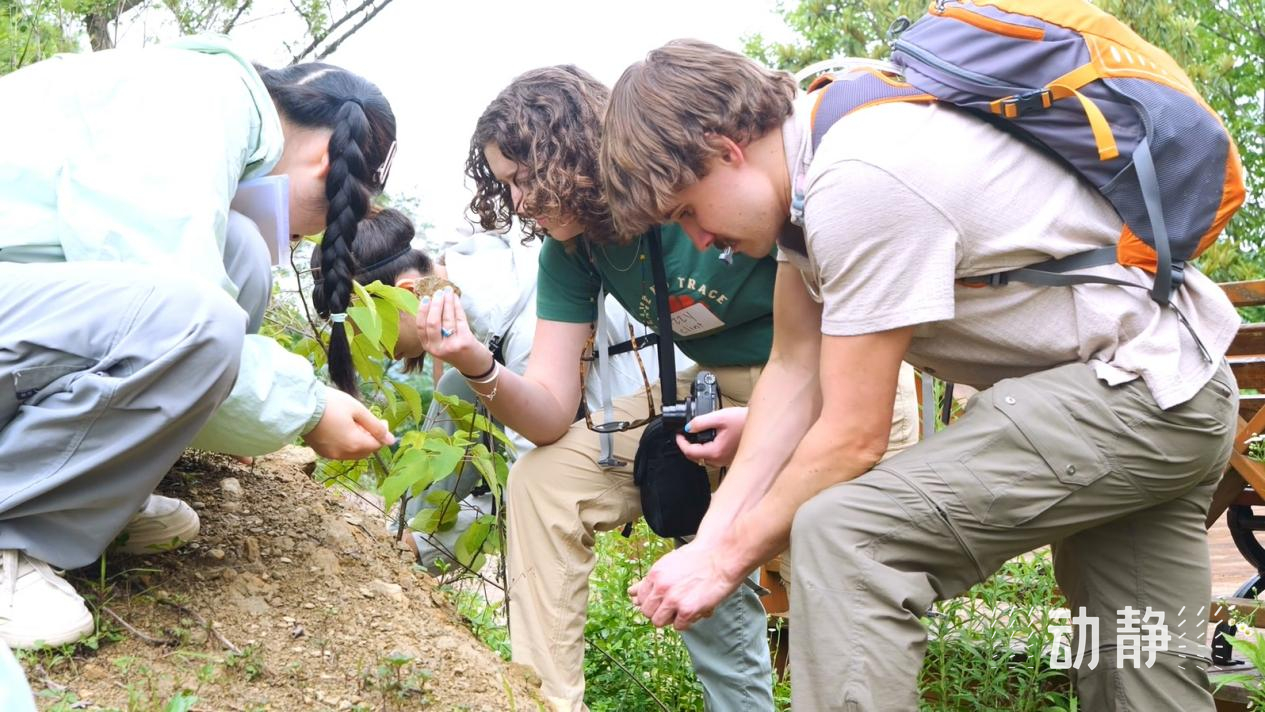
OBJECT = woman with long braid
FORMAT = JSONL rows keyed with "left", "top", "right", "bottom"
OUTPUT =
{"left": 0, "top": 36, "right": 397, "bottom": 648}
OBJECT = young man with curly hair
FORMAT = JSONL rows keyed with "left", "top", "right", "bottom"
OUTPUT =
{"left": 417, "top": 64, "right": 922, "bottom": 711}
{"left": 599, "top": 39, "right": 1240, "bottom": 711}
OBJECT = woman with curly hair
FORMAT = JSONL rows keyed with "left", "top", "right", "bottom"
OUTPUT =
{"left": 420, "top": 64, "right": 787, "bottom": 711}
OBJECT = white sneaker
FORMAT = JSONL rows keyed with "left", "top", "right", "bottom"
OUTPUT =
{"left": 0, "top": 550, "right": 94, "bottom": 649}
{"left": 116, "top": 495, "right": 200, "bottom": 555}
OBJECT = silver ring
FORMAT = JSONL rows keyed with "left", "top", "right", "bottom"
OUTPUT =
{"left": 441, "top": 327, "right": 454, "bottom": 338}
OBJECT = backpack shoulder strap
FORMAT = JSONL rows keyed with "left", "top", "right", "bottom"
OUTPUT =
{"left": 791, "top": 70, "right": 935, "bottom": 228}
{"left": 809, "top": 69, "right": 935, "bottom": 153}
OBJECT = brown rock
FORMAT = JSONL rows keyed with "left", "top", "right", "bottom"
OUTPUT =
{"left": 311, "top": 547, "right": 340, "bottom": 577}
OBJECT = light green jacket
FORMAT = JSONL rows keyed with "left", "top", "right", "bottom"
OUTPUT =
{"left": 0, "top": 35, "right": 325, "bottom": 456}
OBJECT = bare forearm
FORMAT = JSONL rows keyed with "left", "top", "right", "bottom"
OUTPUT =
{"left": 695, "top": 355, "right": 820, "bottom": 542}
{"left": 721, "top": 419, "right": 883, "bottom": 574}
{"left": 476, "top": 366, "right": 575, "bottom": 445}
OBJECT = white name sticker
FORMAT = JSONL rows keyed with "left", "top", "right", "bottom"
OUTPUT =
{"left": 671, "top": 302, "right": 725, "bottom": 337}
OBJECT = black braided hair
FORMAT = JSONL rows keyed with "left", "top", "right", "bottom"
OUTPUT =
{"left": 258, "top": 62, "right": 397, "bottom": 396}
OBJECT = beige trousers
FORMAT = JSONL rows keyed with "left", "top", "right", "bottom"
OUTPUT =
{"left": 506, "top": 362, "right": 920, "bottom": 710}
{"left": 790, "top": 362, "right": 1237, "bottom": 711}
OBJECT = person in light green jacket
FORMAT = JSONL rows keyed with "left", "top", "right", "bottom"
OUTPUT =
{"left": 0, "top": 36, "right": 398, "bottom": 649}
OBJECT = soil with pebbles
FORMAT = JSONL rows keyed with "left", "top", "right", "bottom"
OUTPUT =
{"left": 23, "top": 447, "right": 540, "bottom": 711}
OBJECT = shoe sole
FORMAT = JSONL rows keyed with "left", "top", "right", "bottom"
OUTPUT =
{"left": 116, "top": 515, "right": 201, "bottom": 555}
{"left": 2, "top": 607, "right": 95, "bottom": 649}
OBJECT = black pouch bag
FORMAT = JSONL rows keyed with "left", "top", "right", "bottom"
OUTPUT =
{"left": 631, "top": 227, "right": 711, "bottom": 538}
{"left": 633, "top": 418, "right": 710, "bottom": 538}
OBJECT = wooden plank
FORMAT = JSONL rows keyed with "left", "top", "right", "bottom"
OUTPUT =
{"left": 1229, "top": 324, "right": 1265, "bottom": 357}
{"left": 1211, "top": 662, "right": 1256, "bottom": 709}
{"left": 760, "top": 568, "right": 789, "bottom": 617}
{"left": 1230, "top": 451, "right": 1265, "bottom": 498}
{"left": 1236, "top": 488, "right": 1265, "bottom": 507}
{"left": 1221, "top": 280, "right": 1265, "bottom": 308}
{"left": 1230, "top": 357, "right": 1265, "bottom": 390}
{"left": 1209, "top": 471, "right": 1249, "bottom": 528}
{"left": 1236, "top": 411, "right": 1265, "bottom": 454}
{"left": 1211, "top": 597, "right": 1265, "bottom": 628}
{"left": 1242, "top": 395, "right": 1265, "bottom": 423}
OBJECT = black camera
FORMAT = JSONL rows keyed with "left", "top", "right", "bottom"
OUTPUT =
{"left": 660, "top": 371, "right": 722, "bottom": 444}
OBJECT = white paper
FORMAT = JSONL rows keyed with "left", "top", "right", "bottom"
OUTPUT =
{"left": 671, "top": 301, "right": 725, "bottom": 337}
{"left": 230, "top": 174, "right": 291, "bottom": 266}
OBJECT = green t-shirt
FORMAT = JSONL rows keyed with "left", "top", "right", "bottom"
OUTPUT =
{"left": 537, "top": 224, "right": 776, "bottom": 366}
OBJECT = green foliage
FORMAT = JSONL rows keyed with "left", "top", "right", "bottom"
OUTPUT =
{"left": 920, "top": 551, "right": 1074, "bottom": 711}
{"left": 0, "top": 0, "right": 75, "bottom": 73}
{"left": 744, "top": 0, "right": 1264, "bottom": 277}
{"left": 269, "top": 242, "right": 511, "bottom": 578}
{"left": 0, "top": 0, "right": 393, "bottom": 76}
{"left": 1214, "top": 625, "right": 1265, "bottom": 708}
{"left": 358, "top": 651, "right": 432, "bottom": 708}
{"left": 583, "top": 522, "right": 706, "bottom": 711}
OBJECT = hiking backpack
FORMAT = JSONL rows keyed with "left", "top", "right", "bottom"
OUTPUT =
{"left": 801, "top": 0, "right": 1246, "bottom": 306}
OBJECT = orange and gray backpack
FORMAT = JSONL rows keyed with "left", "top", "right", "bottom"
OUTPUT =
{"left": 798, "top": 0, "right": 1246, "bottom": 309}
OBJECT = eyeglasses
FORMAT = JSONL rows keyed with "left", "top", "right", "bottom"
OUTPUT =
{"left": 580, "top": 323, "right": 657, "bottom": 434}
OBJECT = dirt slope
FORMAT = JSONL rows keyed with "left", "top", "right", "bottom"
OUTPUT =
{"left": 22, "top": 448, "right": 541, "bottom": 711}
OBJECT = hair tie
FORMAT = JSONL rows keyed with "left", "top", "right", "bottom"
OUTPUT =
{"left": 330, "top": 313, "right": 348, "bottom": 323}
{"left": 357, "top": 246, "right": 414, "bottom": 275}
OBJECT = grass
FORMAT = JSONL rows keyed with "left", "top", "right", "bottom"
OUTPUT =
{"left": 449, "top": 523, "right": 1076, "bottom": 711}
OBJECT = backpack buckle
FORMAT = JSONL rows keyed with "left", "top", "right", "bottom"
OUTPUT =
{"left": 995, "top": 89, "right": 1052, "bottom": 119}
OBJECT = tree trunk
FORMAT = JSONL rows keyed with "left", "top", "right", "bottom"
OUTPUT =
{"left": 83, "top": 0, "right": 149, "bottom": 52}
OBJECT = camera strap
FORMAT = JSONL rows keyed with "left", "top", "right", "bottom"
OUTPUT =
{"left": 647, "top": 227, "right": 678, "bottom": 406}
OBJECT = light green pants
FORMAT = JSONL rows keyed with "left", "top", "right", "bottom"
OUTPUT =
{"left": 790, "top": 361, "right": 1237, "bottom": 711}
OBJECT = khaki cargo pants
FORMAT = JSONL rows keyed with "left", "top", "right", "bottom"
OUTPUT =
{"left": 507, "top": 363, "right": 921, "bottom": 710}
{"left": 790, "top": 361, "right": 1237, "bottom": 711}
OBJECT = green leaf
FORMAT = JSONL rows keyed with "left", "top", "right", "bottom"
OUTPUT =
{"left": 352, "top": 278, "right": 377, "bottom": 320}
{"left": 347, "top": 305, "right": 381, "bottom": 346}
{"left": 163, "top": 693, "right": 200, "bottom": 712}
{"left": 454, "top": 516, "right": 492, "bottom": 567}
{"left": 434, "top": 391, "right": 475, "bottom": 421}
{"left": 394, "top": 382, "right": 423, "bottom": 424}
{"left": 349, "top": 333, "right": 385, "bottom": 382}
{"left": 423, "top": 440, "right": 467, "bottom": 483}
{"left": 373, "top": 294, "right": 400, "bottom": 354}
{"left": 380, "top": 448, "right": 436, "bottom": 512}
{"left": 469, "top": 444, "right": 500, "bottom": 501}
{"left": 366, "top": 281, "right": 420, "bottom": 316}
{"left": 411, "top": 494, "right": 461, "bottom": 534}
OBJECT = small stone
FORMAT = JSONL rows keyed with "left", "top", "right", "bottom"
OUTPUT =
{"left": 192, "top": 501, "right": 207, "bottom": 509}
{"left": 311, "top": 548, "right": 340, "bottom": 577}
{"left": 359, "top": 587, "right": 374, "bottom": 599}
{"left": 242, "top": 537, "right": 261, "bottom": 563}
{"left": 303, "top": 602, "right": 315, "bottom": 610}
{"left": 369, "top": 579, "right": 407, "bottom": 604}
{"left": 208, "top": 548, "right": 226, "bottom": 560}
{"left": 222, "top": 501, "right": 242, "bottom": 513}
{"left": 220, "top": 478, "right": 243, "bottom": 499}
{"left": 279, "top": 557, "right": 292, "bottom": 564}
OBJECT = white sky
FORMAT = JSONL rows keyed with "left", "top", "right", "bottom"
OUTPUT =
{"left": 221, "top": 0, "right": 794, "bottom": 243}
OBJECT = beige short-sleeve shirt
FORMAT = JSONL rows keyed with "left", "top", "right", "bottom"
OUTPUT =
{"left": 780, "top": 97, "right": 1239, "bottom": 409}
